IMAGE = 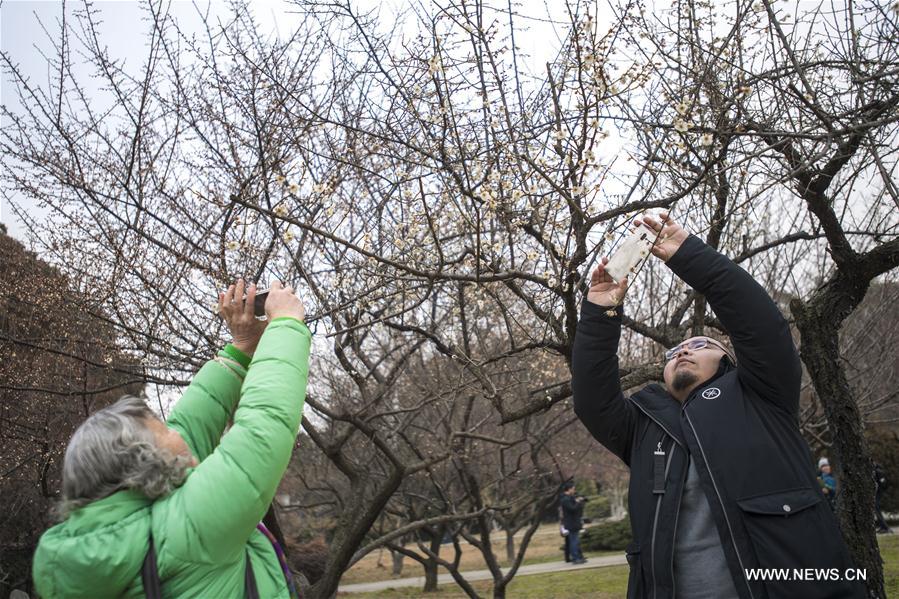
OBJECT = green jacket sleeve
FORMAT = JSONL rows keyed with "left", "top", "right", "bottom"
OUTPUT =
{"left": 166, "top": 347, "right": 248, "bottom": 462}
{"left": 173, "top": 318, "right": 311, "bottom": 562}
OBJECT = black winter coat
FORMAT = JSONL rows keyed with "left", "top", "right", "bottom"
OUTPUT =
{"left": 572, "top": 235, "right": 864, "bottom": 599}
{"left": 560, "top": 494, "right": 585, "bottom": 532}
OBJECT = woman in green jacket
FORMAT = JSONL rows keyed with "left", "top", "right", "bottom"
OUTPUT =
{"left": 33, "top": 280, "right": 311, "bottom": 598}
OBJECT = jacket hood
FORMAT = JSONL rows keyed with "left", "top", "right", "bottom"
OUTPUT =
{"left": 33, "top": 490, "right": 152, "bottom": 598}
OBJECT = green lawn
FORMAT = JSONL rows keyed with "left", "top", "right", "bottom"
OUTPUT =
{"left": 342, "top": 534, "right": 899, "bottom": 598}
{"left": 339, "top": 565, "right": 628, "bottom": 598}
{"left": 884, "top": 534, "right": 899, "bottom": 598}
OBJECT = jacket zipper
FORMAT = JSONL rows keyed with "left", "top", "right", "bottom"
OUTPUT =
{"left": 684, "top": 410, "right": 755, "bottom": 599}
{"left": 628, "top": 397, "right": 682, "bottom": 599}
{"left": 670, "top": 453, "right": 688, "bottom": 598}
{"left": 650, "top": 441, "right": 675, "bottom": 599}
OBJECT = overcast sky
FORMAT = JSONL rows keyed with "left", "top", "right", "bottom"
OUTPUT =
{"left": 0, "top": 0, "right": 298, "bottom": 242}
{"left": 1, "top": 0, "right": 582, "bottom": 244}
{"left": 0, "top": 0, "right": 589, "bottom": 415}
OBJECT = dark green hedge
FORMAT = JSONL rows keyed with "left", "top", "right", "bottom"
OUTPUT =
{"left": 582, "top": 495, "right": 612, "bottom": 520}
{"left": 581, "top": 516, "right": 632, "bottom": 551}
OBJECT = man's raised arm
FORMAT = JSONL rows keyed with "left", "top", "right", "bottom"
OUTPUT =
{"left": 641, "top": 214, "right": 802, "bottom": 415}
{"left": 571, "top": 260, "right": 637, "bottom": 465}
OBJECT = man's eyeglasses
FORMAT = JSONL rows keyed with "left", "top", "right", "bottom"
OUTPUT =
{"left": 665, "top": 338, "right": 732, "bottom": 361}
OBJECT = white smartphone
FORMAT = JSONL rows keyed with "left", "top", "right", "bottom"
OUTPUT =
{"left": 604, "top": 223, "right": 657, "bottom": 282}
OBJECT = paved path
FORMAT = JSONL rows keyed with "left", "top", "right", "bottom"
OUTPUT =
{"left": 338, "top": 554, "right": 628, "bottom": 594}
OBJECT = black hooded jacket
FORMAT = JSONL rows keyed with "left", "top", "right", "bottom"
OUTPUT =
{"left": 560, "top": 493, "right": 585, "bottom": 532}
{"left": 572, "top": 235, "right": 864, "bottom": 599}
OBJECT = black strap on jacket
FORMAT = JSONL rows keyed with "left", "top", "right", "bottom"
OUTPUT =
{"left": 262, "top": 504, "right": 288, "bottom": 554}
{"left": 141, "top": 536, "right": 162, "bottom": 599}
{"left": 142, "top": 534, "right": 259, "bottom": 599}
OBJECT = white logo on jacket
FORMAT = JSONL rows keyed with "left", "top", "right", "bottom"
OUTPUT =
{"left": 701, "top": 387, "right": 721, "bottom": 399}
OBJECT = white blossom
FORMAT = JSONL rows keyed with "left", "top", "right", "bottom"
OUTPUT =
{"left": 427, "top": 55, "right": 442, "bottom": 75}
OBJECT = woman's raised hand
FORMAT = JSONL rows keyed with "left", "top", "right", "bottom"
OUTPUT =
{"left": 264, "top": 280, "right": 305, "bottom": 322}
{"left": 218, "top": 279, "right": 268, "bottom": 356}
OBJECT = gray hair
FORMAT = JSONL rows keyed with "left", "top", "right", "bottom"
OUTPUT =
{"left": 56, "top": 395, "right": 189, "bottom": 520}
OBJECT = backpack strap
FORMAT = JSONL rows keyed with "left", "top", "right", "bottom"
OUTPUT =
{"left": 245, "top": 550, "right": 260, "bottom": 599}
{"left": 262, "top": 505, "right": 288, "bottom": 554}
{"left": 141, "top": 535, "right": 162, "bottom": 599}
{"left": 142, "top": 534, "right": 260, "bottom": 598}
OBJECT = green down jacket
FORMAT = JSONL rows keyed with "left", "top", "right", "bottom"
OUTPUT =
{"left": 33, "top": 317, "right": 311, "bottom": 598}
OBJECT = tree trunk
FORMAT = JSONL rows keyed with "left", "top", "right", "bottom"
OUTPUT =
{"left": 792, "top": 275, "right": 885, "bottom": 598}
{"left": 423, "top": 559, "right": 439, "bottom": 592}
{"left": 422, "top": 531, "right": 443, "bottom": 592}
{"left": 611, "top": 487, "right": 627, "bottom": 520}
{"left": 309, "top": 470, "right": 406, "bottom": 599}
{"left": 505, "top": 529, "right": 515, "bottom": 563}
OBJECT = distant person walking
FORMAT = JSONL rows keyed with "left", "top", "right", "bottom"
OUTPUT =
{"left": 558, "top": 501, "right": 571, "bottom": 562}
{"left": 560, "top": 481, "right": 587, "bottom": 565}
{"left": 818, "top": 457, "right": 837, "bottom": 510}
{"left": 874, "top": 463, "right": 891, "bottom": 534}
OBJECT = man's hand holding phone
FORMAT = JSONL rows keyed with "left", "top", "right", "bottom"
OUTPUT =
{"left": 587, "top": 258, "right": 629, "bottom": 308}
{"left": 587, "top": 212, "right": 690, "bottom": 310}
{"left": 635, "top": 212, "right": 688, "bottom": 262}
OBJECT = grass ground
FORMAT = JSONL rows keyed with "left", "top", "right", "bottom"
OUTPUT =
{"left": 340, "top": 524, "right": 617, "bottom": 585}
{"left": 340, "top": 532, "right": 899, "bottom": 598}
{"left": 339, "top": 565, "right": 629, "bottom": 598}
{"left": 884, "top": 534, "right": 899, "bottom": 598}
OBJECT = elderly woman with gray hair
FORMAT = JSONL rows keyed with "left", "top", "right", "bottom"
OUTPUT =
{"left": 32, "top": 280, "right": 310, "bottom": 598}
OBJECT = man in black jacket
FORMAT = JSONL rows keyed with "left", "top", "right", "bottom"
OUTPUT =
{"left": 560, "top": 481, "right": 588, "bottom": 564}
{"left": 572, "top": 213, "right": 864, "bottom": 599}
